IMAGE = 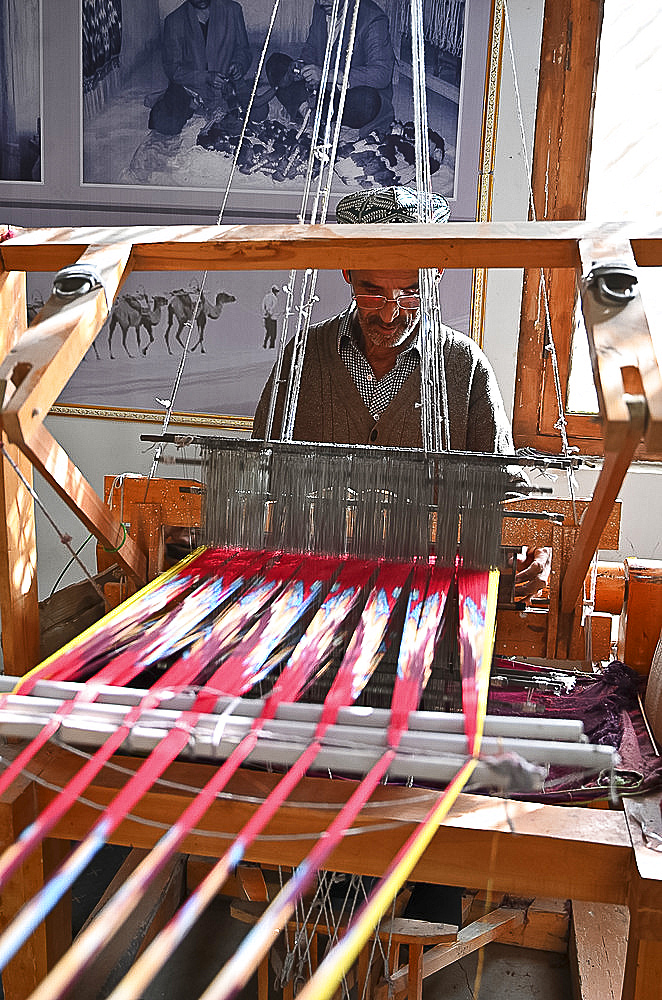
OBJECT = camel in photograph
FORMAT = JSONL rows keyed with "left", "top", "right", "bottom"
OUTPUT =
{"left": 164, "top": 288, "right": 236, "bottom": 355}
{"left": 108, "top": 294, "right": 168, "bottom": 358}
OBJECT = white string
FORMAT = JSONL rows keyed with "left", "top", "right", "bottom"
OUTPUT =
{"left": 410, "top": 0, "right": 450, "bottom": 451}
{"left": 146, "top": 2, "right": 283, "bottom": 476}
{"left": 279, "top": 0, "right": 363, "bottom": 440}
{"left": 0, "top": 444, "right": 106, "bottom": 602}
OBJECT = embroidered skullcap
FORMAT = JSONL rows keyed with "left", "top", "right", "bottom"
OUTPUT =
{"left": 335, "top": 186, "right": 450, "bottom": 225}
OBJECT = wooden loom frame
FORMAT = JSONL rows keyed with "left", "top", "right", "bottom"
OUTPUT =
{"left": 0, "top": 221, "right": 662, "bottom": 999}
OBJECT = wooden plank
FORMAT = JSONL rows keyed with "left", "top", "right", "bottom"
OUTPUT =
{"left": 0, "top": 268, "right": 40, "bottom": 675}
{"left": 479, "top": 897, "right": 569, "bottom": 954}
{"left": 376, "top": 917, "right": 457, "bottom": 946}
{"left": 623, "top": 797, "right": 662, "bottom": 886}
{"left": 630, "top": 938, "right": 662, "bottom": 1000}
{"left": 2, "top": 222, "right": 662, "bottom": 274}
{"left": 569, "top": 900, "right": 628, "bottom": 1000}
{"left": 569, "top": 612, "right": 612, "bottom": 663}
{"left": 70, "top": 848, "right": 185, "bottom": 999}
{"left": 494, "top": 607, "right": 547, "bottom": 657}
{"left": 27, "top": 745, "right": 634, "bottom": 906}
{"left": 374, "top": 908, "right": 525, "bottom": 999}
{"left": 620, "top": 559, "right": 662, "bottom": 675}
{"left": 594, "top": 561, "right": 625, "bottom": 614}
{"left": 0, "top": 243, "right": 132, "bottom": 449}
{"left": 501, "top": 497, "right": 621, "bottom": 551}
{"left": 186, "top": 857, "right": 242, "bottom": 899}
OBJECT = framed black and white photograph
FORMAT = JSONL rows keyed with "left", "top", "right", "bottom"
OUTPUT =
{"left": 35, "top": 266, "right": 474, "bottom": 427}
{"left": 0, "top": 0, "right": 42, "bottom": 183}
{"left": 0, "top": 0, "right": 500, "bottom": 224}
{"left": 81, "top": 0, "right": 494, "bottom": 220}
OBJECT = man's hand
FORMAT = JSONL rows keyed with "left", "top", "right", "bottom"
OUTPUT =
{"left": 300, "top": 63, "right": 322, "bottom": 87}
{"left": 511, "top": 546, "right": 552, "bottom": 600}
{"left": 227, "top": 62, "right": 244, "bottom": 81}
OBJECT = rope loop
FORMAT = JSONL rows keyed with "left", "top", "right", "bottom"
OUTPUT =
{"left": 102, "top": 522, "right": 128, "bottom": 552}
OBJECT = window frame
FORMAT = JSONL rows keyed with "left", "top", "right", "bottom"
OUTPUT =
{"left": 511, "top": 0, "right": 660, "bottom": 460}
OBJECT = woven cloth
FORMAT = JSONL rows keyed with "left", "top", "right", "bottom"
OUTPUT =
{"left": 335, "top": 185, "right": 450, "bottom": 224}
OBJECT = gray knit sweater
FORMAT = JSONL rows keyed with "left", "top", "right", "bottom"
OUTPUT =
{"left": 252, "top": 312, "right": 514, "bottom": 453}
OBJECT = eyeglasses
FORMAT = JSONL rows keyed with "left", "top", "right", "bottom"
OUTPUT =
{"left": 353, "top": 293, "right": 420, "bottom": 311}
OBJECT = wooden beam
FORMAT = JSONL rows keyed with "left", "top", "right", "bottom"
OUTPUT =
{"left": 0, "top": 243, "right": 133, "bottom": 449}
{"left": 16, "top": 425, "right": 146, "bottom": 585}
{"left": 0, "top": 268, "right": 39, "bottom": 675}
{"left": 25, "top": 745, "right": 634, "bottom": 906}
{"left": 561, "top": 404, "right": 644, "bottom": 613}
{"left": 0, "top": 750, "right": 72, "bottom": 1000}
{"left": 474, "top": 897, "right": 570, "bottom": 954}
{"left": 578, "top": 237, "right": 662, "bottom": 454}
{"left": 2, "top": 222, "right": 662, "bottom": 274}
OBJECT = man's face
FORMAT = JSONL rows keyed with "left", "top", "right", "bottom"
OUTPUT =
{"left": 317, "top": 0, "right": 335, "bottom": 15}
{"left": 188, "top": 0, "right": 211, "bottom": 9}
{"left": 347, "top": 269, "right": 421, "bottom": 351}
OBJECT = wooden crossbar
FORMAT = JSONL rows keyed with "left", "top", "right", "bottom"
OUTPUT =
{"left": 2, "top": 221, "right": 662, "bottom": 273}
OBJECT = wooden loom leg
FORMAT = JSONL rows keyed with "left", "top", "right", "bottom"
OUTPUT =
{"left": 0, "top": 269, "right": 39, "bottom": 676}
{"left": 622, "top": 914, "right": 662, "bottom": 1000}
{"left": 0, "top": 771, "right": 71, "bottom": 1000}
{"left": 569, "top": 900, "right": 628, "bottom": 1000}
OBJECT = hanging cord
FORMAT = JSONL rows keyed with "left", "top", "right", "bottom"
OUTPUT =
{"left": 503, "top": 0, "right": 578, "bottom": 517}
{"left": 299, "top": 0, "right": 348, "bottom": 224}
{"left": 263, "top": 0, "right": 351, "bottom": 439}
{"left": 216, "top": 0, "right": 283, "bottom": 223}
{"left": 145, "top": 3, "right": 283, "bottom": 484}
{"left": 48, "top": 535, "right": 94, "bottom": 598}
{"left": 410, "top": 0, "right": 450, "bottom": 452}
{"left": 357, "top": 878, "right": 397, "bottom": 1000}
{"left": 266, "top": 0, "right": 363, "bottom": 441}
{"left": 280, "top": 0, "right": 362, "bottom": 439}
{"left": 0, "top": 444, "right": 106, "bottom": 602}
{"left": 144, "top": 274, "right": 209, "bottom": 491}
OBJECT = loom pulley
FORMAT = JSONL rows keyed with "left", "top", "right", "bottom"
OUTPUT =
{"left": 583, "top": 260, "right": 639, "bottom": 307}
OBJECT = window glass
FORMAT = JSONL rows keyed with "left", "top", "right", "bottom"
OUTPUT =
{"left": 567, "top": 0, "right": 662, "bottom": 414}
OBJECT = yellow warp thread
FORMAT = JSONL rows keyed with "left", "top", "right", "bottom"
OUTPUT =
{"left": 297, "top": 568, "right": 500, "bottom": 1000}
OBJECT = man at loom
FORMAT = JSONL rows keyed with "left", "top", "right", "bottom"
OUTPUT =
{"left": 252, "top": 185, "right": 550, "bottom": 927}
{"left": 253, "top": 185, "right": 550, "bottom": 601}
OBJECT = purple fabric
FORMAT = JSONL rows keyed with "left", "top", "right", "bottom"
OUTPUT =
{"left": 486, "top": 660, "right": 662, "bottom": 803}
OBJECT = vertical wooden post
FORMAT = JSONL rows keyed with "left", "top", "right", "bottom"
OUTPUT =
{"left": 513, "top": 0, "right": 604, "bottom": 449}
{"left": 0, "top": 764, "right": 71, "bottom": 1000}
{"left": 0, "top": 268, "right": 40, "bottom": 675}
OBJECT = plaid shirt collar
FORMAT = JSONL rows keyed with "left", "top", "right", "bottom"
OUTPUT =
{"left": 336, "top": 304, "right": 422, "bottom": 360}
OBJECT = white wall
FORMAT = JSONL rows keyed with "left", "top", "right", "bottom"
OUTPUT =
{"left": 31, "top": 0, "right": 661, "bottom": 599}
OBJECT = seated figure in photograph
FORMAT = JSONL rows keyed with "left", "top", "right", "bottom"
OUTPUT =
{"left": 149, "top": 0, "right": 252, "bottom": 135}
{"left": 266, "top": 0, "right": 396, "bottom": 138}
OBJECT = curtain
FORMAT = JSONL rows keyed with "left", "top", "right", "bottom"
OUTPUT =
{"left": 392, "top": 0, "right": 465, "bottom": 57}
{"left": 83, "top": 0, "right": 122, "bottom": 115}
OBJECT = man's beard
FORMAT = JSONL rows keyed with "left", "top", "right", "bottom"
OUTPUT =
{"left": 362, "top": 314, "right": 417, "bottom": 349}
